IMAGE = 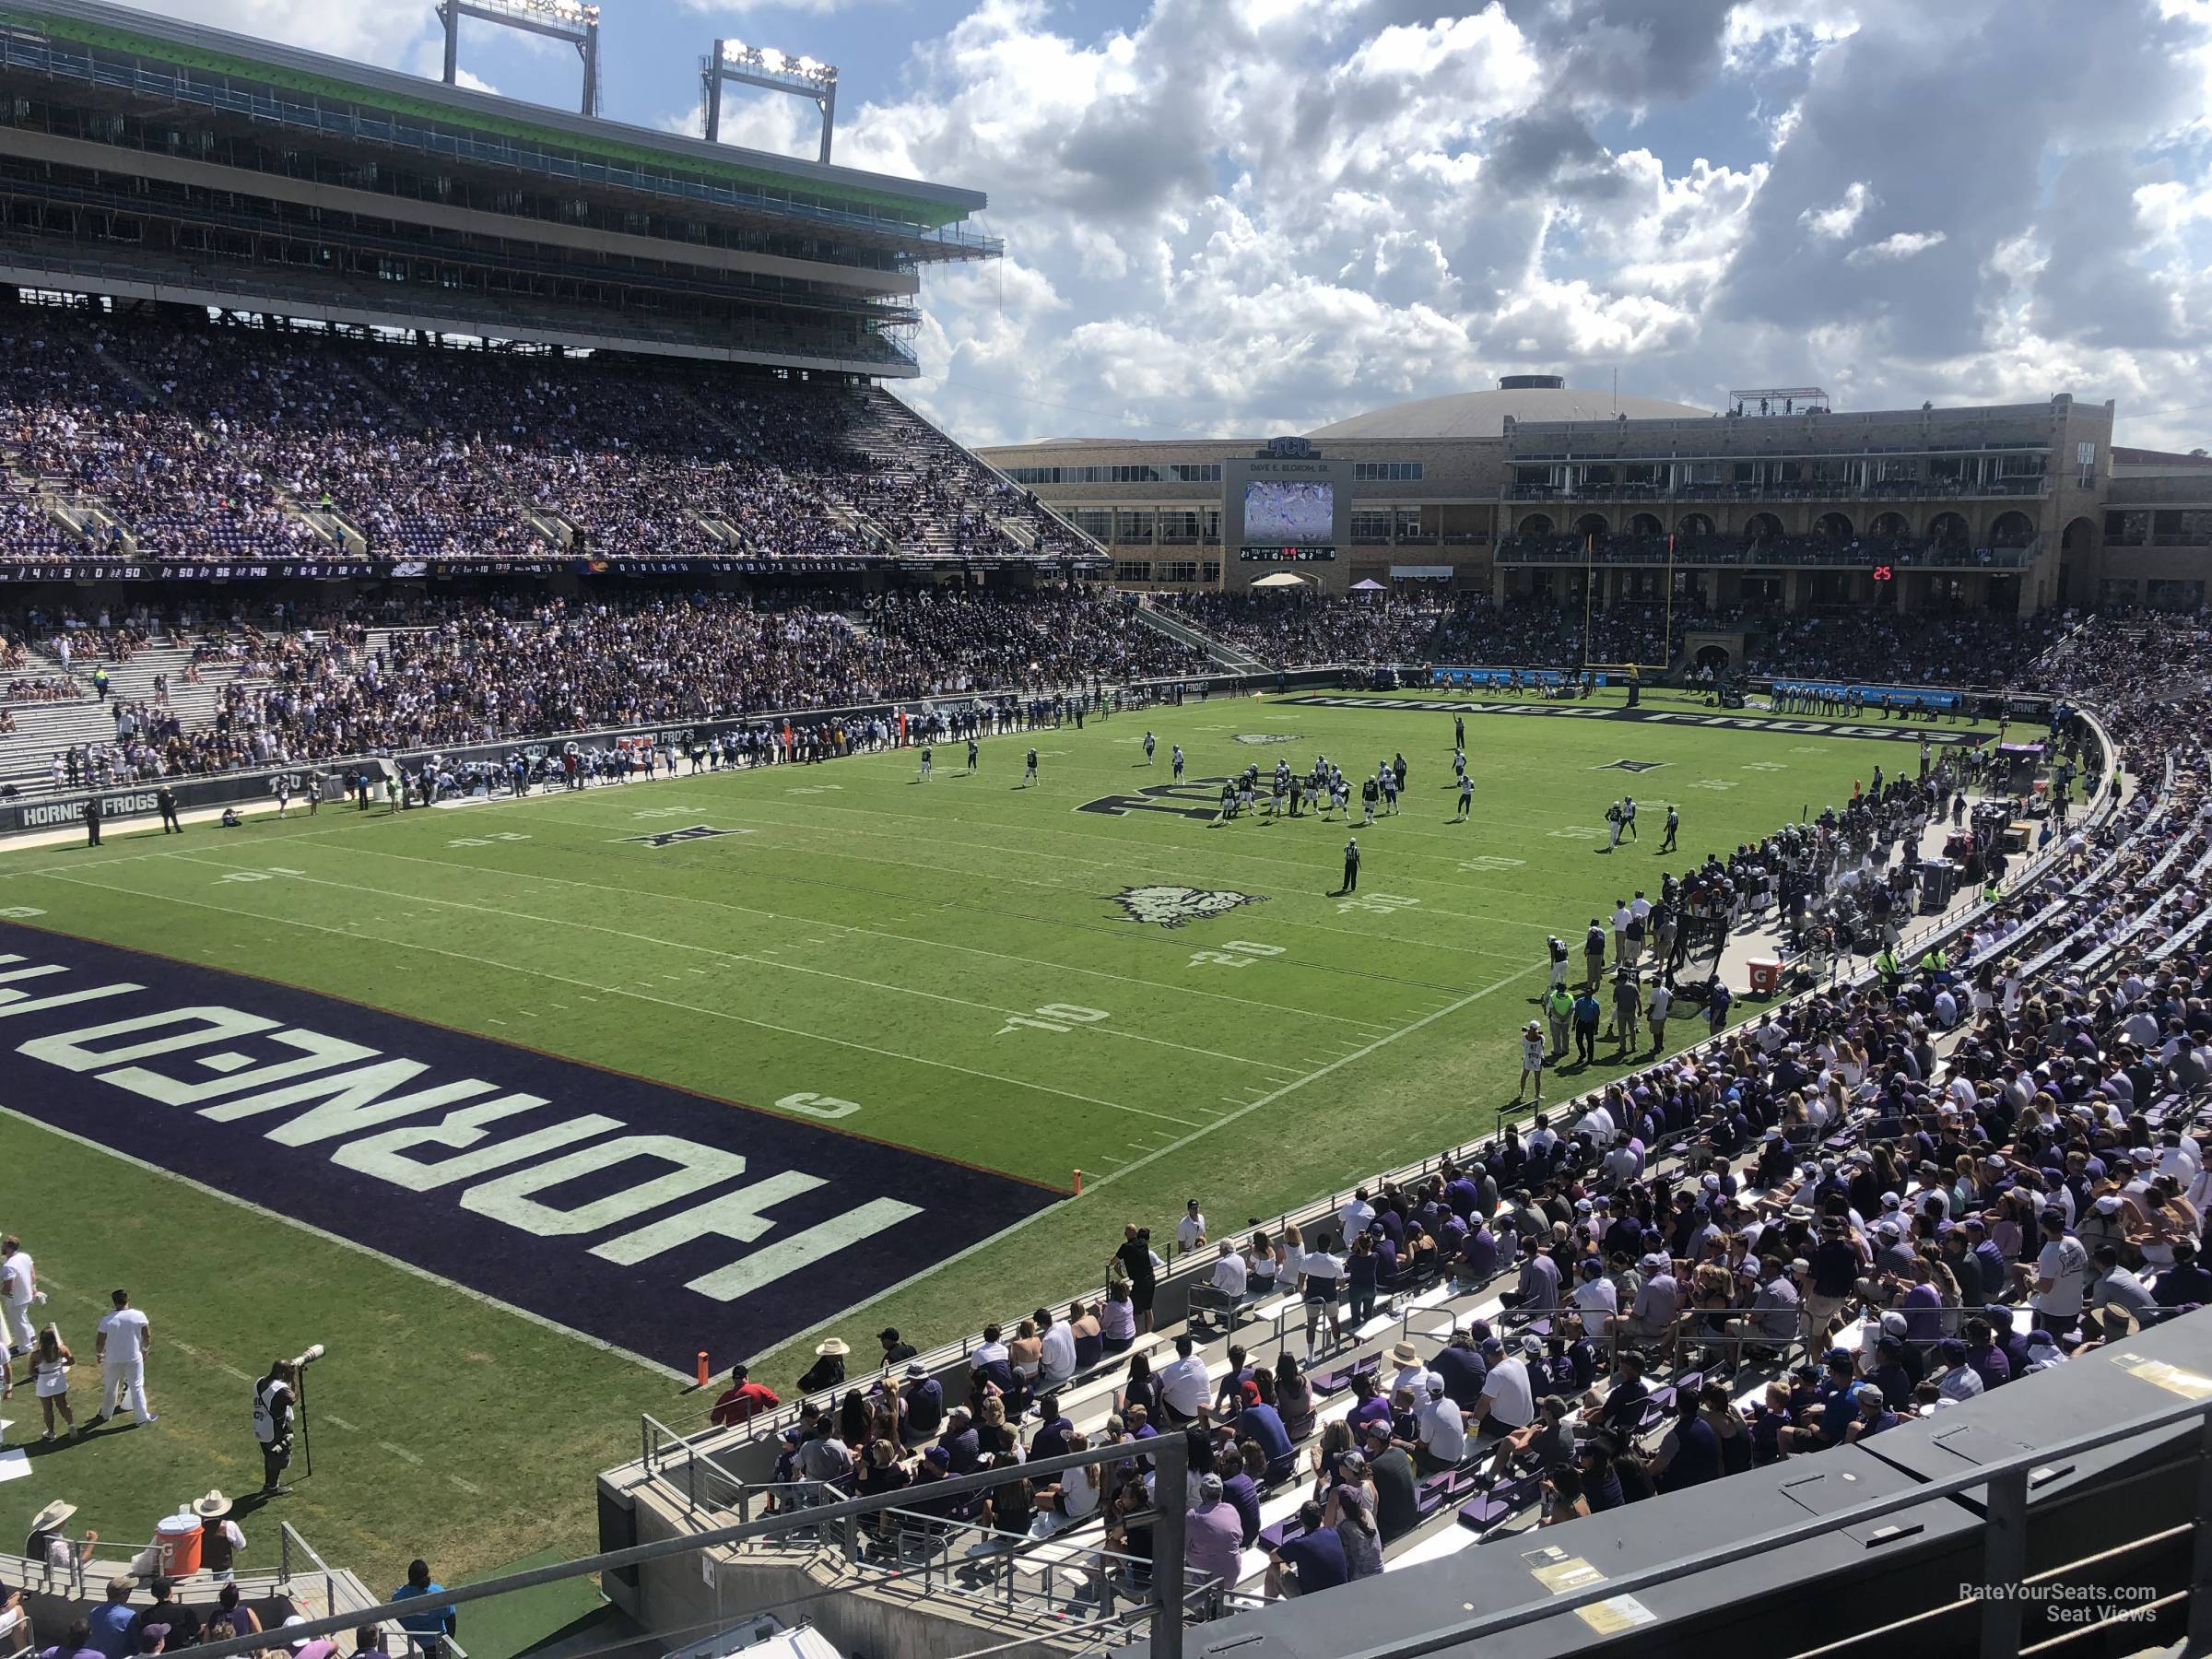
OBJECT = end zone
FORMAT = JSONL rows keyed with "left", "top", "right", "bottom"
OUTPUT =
{"left": 0, "top": 920, "right": 1062, "bottom": 1372}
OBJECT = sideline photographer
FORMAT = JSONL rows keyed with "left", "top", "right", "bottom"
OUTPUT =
{"left": 253, "top": 1345, "right": 323, "bottom": 1496}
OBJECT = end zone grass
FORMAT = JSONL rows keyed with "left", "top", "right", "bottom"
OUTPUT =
{"left": 0, "top": 685, "right": 1976, "bottom": 1620}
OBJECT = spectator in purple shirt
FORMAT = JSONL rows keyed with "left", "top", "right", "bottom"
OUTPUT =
{"left": 1184, "top": 1475, "right": 1245, "bottom": 1604}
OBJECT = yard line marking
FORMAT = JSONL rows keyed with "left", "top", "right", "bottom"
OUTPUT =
{"left": 325, "top": 1414, "right": 359, "bottom": 1431}
{"left": 218, "top": 1362, "right": 253, "bottom": 1382}
{"left": 29, "top": 868, "right": 1202, "bottom": 1131}
{"left": 448, "top": 1475, "right": 483, "bottom": 1495}
{"left": 770, "top": 959, "right": 1550, "bottom": 1361}
{"left": 160, "top": 852, "right": 1288, "bottom": 1071}
{"left": 724, "top": 793, "right": 1564, "bottom": 928}
{"left": 379, "top": 1441, "right": 422, "bottom": 1465}
{"left": 499, "top": 794, "right": 1538, "bottom": 968}
{"left": 357, "top": 830, "right": 1396, "bottom": 1027}
{"left": 2, "top": 1108, "right": 689, "bottom": 1384}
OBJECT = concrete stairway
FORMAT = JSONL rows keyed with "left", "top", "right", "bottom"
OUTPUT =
{"left": 1131, "top": 598, "right": 1269, "bottom": 674}
{"left": 1, "top": 639, "right": 236, "bottom": 794}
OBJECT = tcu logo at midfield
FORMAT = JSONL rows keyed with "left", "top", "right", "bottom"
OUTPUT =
{"left": 1108, "top": 885, "right": 1265, "bottom": 929}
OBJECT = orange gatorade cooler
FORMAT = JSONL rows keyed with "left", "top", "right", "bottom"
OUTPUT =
{"left": 155, "top": 1512, "right": 204, "bottom": 1575}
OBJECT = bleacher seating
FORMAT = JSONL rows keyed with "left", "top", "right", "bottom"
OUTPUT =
{"left": 0, "top": 306, "right": 1095, "bottom": 568}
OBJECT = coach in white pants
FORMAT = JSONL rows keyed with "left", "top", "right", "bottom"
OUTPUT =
{"left": 91, "top": 1288, "right": 157, "bottom": 1427}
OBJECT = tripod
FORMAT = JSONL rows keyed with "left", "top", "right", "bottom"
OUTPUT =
{"left": 296, "top": 1365, "right": 313, "bottom": 1481}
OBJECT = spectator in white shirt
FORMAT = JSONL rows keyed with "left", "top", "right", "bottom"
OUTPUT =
{"left": 1156, "top": 1334, "right": 1212, "bottom": 1425}
{"left": 1037, "top": 1306, "right": 1077, "bottom": 1387}
{"left": 1336, "top": 1189, "right": 1376, "bottom": 1245}
{"left": 1569, "top": 1259, "right": 1619, "bottom": 1326}
{"left": 1209, "top": 1241, "right": 1249, "bottom": 1300}
{"left": 1469, "top": 1335, "right": 1537, "bottom": 1436}
{"left": 1176, "top": 1201, "right": 1208, "bottom": 1258}
{"left": 1413, "top": 1377, "right": 1470, "bottom": 1474}
{"left": 1386, "top": 1341, "right": 1431, "bottom": 1404}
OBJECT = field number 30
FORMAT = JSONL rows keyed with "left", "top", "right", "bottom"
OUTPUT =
{"left": 997, "top": 1004, "right": 1111, "bottom": 1037}
{"left": 1189, "top": 941, "right": 1285, "bottom": 969}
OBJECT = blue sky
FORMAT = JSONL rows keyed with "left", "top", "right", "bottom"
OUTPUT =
{"left": 159, "top": 0, "right": 2212, "bottom": 452}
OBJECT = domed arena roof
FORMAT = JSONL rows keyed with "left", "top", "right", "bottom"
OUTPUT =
{"left": 1306, "top": 375, "right": 1712, "bottom": 441}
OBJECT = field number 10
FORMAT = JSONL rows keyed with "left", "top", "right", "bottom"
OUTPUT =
{"left": 996, "top": 1004, "right": 1112, "bottom": 1037}
{"left": 1189, "top": 941, "right": 1285, "bottom": 969}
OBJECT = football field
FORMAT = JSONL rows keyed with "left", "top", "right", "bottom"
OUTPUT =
{"left": 0, "top": 687, "right": 1980, "bottom": 1612}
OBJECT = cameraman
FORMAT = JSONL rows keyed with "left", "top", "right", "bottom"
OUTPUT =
{"left": 253, "top": 1359, "right": 298, "bottom": 1497}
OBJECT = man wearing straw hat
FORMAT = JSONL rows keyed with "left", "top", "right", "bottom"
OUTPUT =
{"left": 796, "top": 1336, "right": 849, "bottom": 1395}
{"left": 194, "top": 1492, "right": 248, "bottom": 1580}
{"left": 23, "top": 1499, "right": 98, "bottom": 1574}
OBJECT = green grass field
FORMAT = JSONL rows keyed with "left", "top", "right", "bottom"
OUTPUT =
{"left": 0, "top": 686, "right": 1970, "bottom": 1642}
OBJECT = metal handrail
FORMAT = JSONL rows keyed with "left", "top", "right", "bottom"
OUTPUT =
{"left": 182, "top": 1432, "right": 1201, "bottom": 1659}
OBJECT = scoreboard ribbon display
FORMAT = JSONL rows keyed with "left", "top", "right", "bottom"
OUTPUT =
{"left": 1238, "top": 546, "right": 1338, "bottom": 562}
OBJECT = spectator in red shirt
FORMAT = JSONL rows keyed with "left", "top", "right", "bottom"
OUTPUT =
{"left": 710, "top": 1363, "right": 781, "bottom": 1429}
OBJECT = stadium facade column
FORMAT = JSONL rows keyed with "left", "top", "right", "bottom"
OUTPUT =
{"left": 1491, "top": 564, "right": 1509, "bottom": 605}
{"left": 1782, "top": 569, "right": 1805, "bottom": 614}
{"left": 1893, "top": 570, "right": 1918, "bottom": 615}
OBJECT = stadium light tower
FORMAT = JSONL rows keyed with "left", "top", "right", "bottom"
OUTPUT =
{"left": 701, "top": 39, "right": 839, "bottom": 164}
{"left": 439, "top": 0, "right": 602, "bottom": 116}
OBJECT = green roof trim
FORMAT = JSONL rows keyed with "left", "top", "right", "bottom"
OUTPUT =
{"left": 1, "top": 7, "right": 970, "bottom": 228}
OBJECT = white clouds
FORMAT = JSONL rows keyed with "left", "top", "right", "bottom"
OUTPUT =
{"left": 841, "top": 1, "right": 2210, "bottom": 453}
{"left": 118, "top": 0, "right": 2212, "bottom": 455}
{"left": 2135, "top": 179, "right": 2212, "bottom": 239}
{"left": 1844, "top": 229, "right": 1946, "bottom": 265}
{"left": 1799, "top": 181, "right": 1875, "bottom": 240}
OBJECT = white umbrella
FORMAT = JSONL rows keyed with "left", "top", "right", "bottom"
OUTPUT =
{"left": 1350, "top": 578, "right": 1385, "bottom": 592}
{"left": 1250, "top": 571, "right": 1310, "bottom": 588}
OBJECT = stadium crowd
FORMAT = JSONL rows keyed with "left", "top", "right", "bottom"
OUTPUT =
{"left": 13, "top": 589, "right": 1207, "bottom": 779}
{"left": 0, "top": 308, "right": 1069, "bottom": 567}
{"left": 693, "top": 617, "right": 2212, "bottom": 1613}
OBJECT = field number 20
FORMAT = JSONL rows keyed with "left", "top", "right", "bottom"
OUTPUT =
{"left": 1189, "top": 941, "right": 1285, "bottom": 969}
{"left": 997, "top": 1004, "right": 1111, "bottom": 1037}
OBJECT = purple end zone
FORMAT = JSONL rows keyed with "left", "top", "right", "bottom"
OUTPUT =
{"left": 0, "top": 920, "right": 1062, "bottom": 1371}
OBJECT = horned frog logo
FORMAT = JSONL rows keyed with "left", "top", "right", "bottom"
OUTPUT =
{"left": 1109, "top": 885, "right": 1265, "bottom": 928}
